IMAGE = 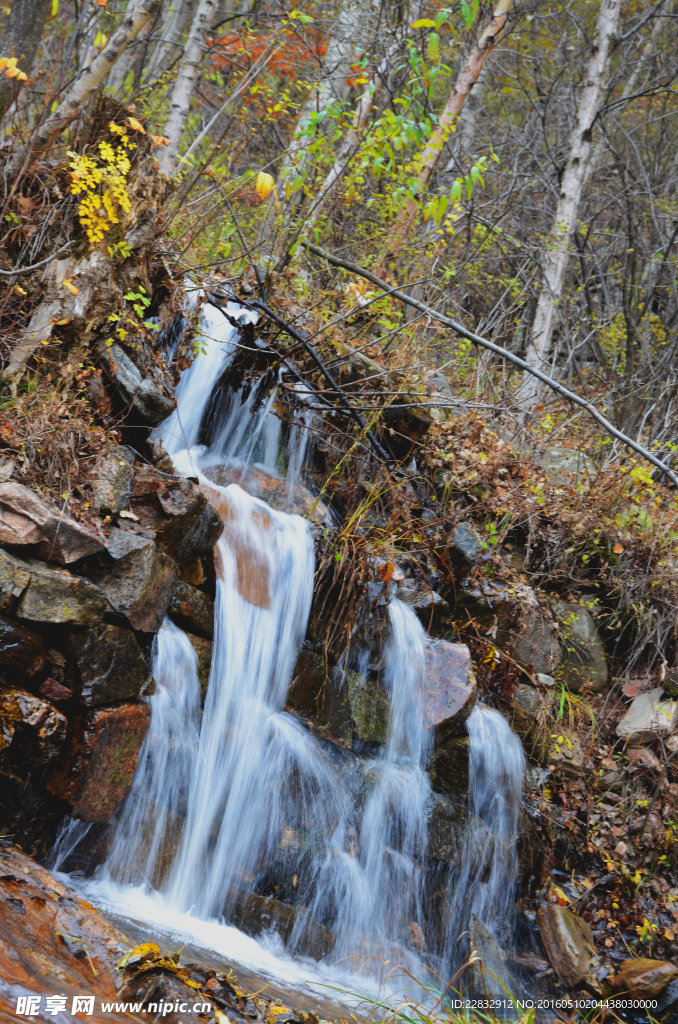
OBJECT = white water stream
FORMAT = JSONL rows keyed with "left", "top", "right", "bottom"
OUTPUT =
{"left": 52, "top": 302, "right": 525, "bottom": 1006}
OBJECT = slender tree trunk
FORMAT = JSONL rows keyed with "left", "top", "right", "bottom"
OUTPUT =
{"left": 6, "top": 0, "right": 159, "bottom": 176}
{"left": 156, "top": 0, "right": 218, "bottom": 177}
{"left": 387, "top": 0, "right": 513, "bottom": 252}
{"left": 0, "top": 0, "right": 51, "bottom": 117}
{"left": 516, "top": 0, "right": 622, "bottom": 413}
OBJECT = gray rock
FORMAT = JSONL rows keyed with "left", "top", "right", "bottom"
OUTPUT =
{"left": 96, "top": 341, "right": 175, "bottom": 425}
{"left": 552, "top": 598, "right": 608, "bottom": 692}
{"left": 66, "top": 624, "right": 151, "bottom": 706}
{"left": 616, "top": 687, "right": 678, "bottom": 744}
{"left": 423, "top": 638, "right": 476, "bottom": 741}
{"left": 91, "top": 444, "right": 134, "bottom": 513}
{"left": 15, "top": 558, "right": 109, "bottom": 626}
{"left": 204, "top": 463, "right": 331, "bottom": 526}
{"left": 0, "top": 547, "right": 30, "bottom": 612}
{"left": 536, "top": 446, "right": 595, "bottom": 489}
{"left": 513, "top": 605, "right": 561, "bottom": 676}
{"left": 0, "top": 482, "right": 104, "bottom": 564}
{"left": 93, "top": 538, "right": 177, "bottom": 633}
{"left": 450, "top": 521, "right": 483, "bottom": 568}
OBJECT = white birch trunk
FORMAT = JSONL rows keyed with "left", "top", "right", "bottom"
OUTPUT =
{"left": 156, "top": 0, "right": 218, "bottom": 177}
{"left": 7, "top": 0, "right": 158, "bottom": 176}
{"left": 517, "top": 0, "right": 622, "bottom": 413}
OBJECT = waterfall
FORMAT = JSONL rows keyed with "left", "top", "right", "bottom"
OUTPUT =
{"left": 53, "top": 301, "right": 526, "bottom": 1002}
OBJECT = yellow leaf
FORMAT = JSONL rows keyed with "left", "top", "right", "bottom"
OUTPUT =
{"left": 551, "top": 886, "right": 569, "bottom": 905}
{"left": 62, "top": 279, "right": 79, "bottom": 295}
{"left": 5, "top": 67, "right": 22, "bottom": 79}
{"left": 255, "top": 171, "right": 275, "bottom": 200}
{"left": 118, "top": 942, "right": 160, "bottom": 967}
{"left": 0, "top": 58, "right": 18, "bottom": 71}
{"left": 16, "top": 71, "right": 29, "bottom": 82}
{"left": 13, "top": 285, "right": 27, "bottom": 296}
{"left": 127, "top": 116, "right": 146, "bottom": 134}
{"left": 96, "top": 0, "right": 107, "bottom": 7}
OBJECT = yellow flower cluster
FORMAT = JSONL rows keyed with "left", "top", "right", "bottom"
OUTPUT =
{"left": 67, "top": 123, "right": 135, "bottom": 247}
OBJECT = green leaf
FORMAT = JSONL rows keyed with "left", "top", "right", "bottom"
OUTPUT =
{"left": 426, "top": 32, "right": 440, "bottom": 63}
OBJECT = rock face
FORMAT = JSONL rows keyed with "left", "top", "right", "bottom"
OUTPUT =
{"left": 616, "top": 687, "right": 678, "bottom": 744}
{"left": 552, "top": 599, "right": 608, "bottom": 692}
{"left": 537, "top": 904, "right": 597, "bottom": 988}
{"left": 15, "top": 558, "right": 110, "bottom": 625}
{"left": 65, "top": 624, "right": 151, "bottom": 706}
{"left": 0, "top": 689, "right": 67, "bottom": 763}
{"left": 91, "top": 443, "right": 135, "bottom": 513}
{"left": 94, "top": 536, "right": 177, "bottom": 633}
{"left": 0, "top": 845, "right": 139, "bottom": 1023}
{"left": 129, "top": 465, "right": 222, "bottom": 564}
{"left": 47, "top": 703, "right": 151, "bottom": 821}
{"left": 422, "top": 638, "right": 476, "bottom": 740}
{"left": 609, "top": 958, "right": 678, "bottom": 999}
{"left": 97, "top": 340, "right": 175, "bottom": 425}
{"left": 0, "top": 613, "right": 45, "bottom": 679}
{"left": 229, "top": 891, "right": 336, "bottom": 961}
{"left": 169, "top": 580, "right": 214, "bottom": 638}
{"left": 512, "top": 604, "right": 561, "bottom": 677}
{"left": 0, "top": 481, "right": 104, "bottom": 563}
{"left": 204, "top": 463, "right": 331, "bottom": 526}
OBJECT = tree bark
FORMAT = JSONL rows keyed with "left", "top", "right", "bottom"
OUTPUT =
{"left": 516, "top": 0, "right": 622, "bottom": 413}
{"left": 6, "top": 0, "right": 159, "bottom": 176}
{"left": 156, "top": 0, "right": 218, "bottom": 177}
{"left": 0, "top": 0, "right": 51, "bottom": 117}
{"left": 387, "top": 0, "right": 513, "bottom": 251}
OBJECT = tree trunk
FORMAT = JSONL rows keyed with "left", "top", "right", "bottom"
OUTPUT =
{"left": 6, "top": 0, "right": 159, "bottom": 176}
{"left": 387, "top": 0, "right": 513, "bottom": 252}
{"left": 0, "top": 0, "right": 51, "bottom": 117}
{"left": 516, "top": 0, "right": 622, "bottom": 414}
{"left": 156, "top": 0, "right": 218, "bottom": 177}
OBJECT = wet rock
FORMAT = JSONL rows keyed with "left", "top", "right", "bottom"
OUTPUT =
{"left": 430, "top": 736, "right": 470, "bottom": 799}
{"left": 47, "top": 703, "right": 151, "bottom": 821}
{"left": 0, "top": 689, "right": 67, "bottom": 763}
{"left": 16, "top": 557, "right": 109, "bottom": 626}
{"left": 347, "top": 670, "right": 389, "bottom": 745}
{"left": 129, "top": 466, "right": 222, "bottom": 564}
{"left": 537, "top": 903, "right": 596, "bottom": 988}
{"left": 186, "top": 633, "right": 213, "bottom": 698}
{"left": 65, "top": 623, "right": 151, "bottom": 706}
{"left": 552, "top": 598, "right": 608, "bottom": 693}
{"left": 0, "top": 613, "right": 45, "bottom": 679}
{"left": 380, "top": 402, "right": 431, "bottom": 459}
{"left": 427, "top": 792, "right": 465, "bottom": 864}
{"left": 105, "top": 526, "right": 153, "bottom": 560}
{"left": 169, "top": 580, "right": 214, "bottom": 639}
{"left": 616, "top": 686, "right": 678, "bottom": 744}
{"left": 514, "top": 683, "right": 540, "bottom": 715}
{"left": 91, "top": 443, "right": 134, "bottom": 513}
{"left": 94, "top": 537, "right": 177, "bottom": 632}
{"left": 288, "top": 649, "right": 326, "bottom": 717}
{"left": 422, "top": 638, "right": 476, "bottom": 741}
{"left": 0, "top": 845, "right": 136, "bottom": 1022}
{"left": 97, "top": 339, "right": 175, "bottom": 425}
{"left": 609, "top": 958, "right": 678, "bottom": 999}
{"left": 229, "top": 892, "right": 335, "bottom": 960}
{"left": 0, "top": 481, "right": 104, "bottom": 563}
{"left": 204, "top": 463, "right": 331, "bottom": 526}
{"left": 39, "top": 678, "right": 73, "bottom": 703}
{"left": 512, "top": 605, "right": 561, "bottom": 676}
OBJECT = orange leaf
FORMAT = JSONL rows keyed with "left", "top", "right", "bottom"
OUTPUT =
{"left": 16, "top": 71, "right": 29, "bottom": 82}
{"left": 127, "top": 116, "right": 146, "bottom": 134}
{"left": 4, "top": 67, "right": 21, "bottom": 78}
{"left": 613, "top": 542, "right": 624, "bottom": 554}
{"left": 62, "top": 279, "right": 79, "bottom": 296}
{"left": 97, "top": 0, "right": 107, "bottom": 7}
{"left": 379, "top": 562, "right": 394, "bottom": 582}
{"left": 149, "top": 134, "right": 169, "bottom": 146}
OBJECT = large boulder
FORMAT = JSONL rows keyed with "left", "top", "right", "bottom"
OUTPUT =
{"left": 0, "top": 613, "right": 45, "bottom": 680}
{"left": 129, "top": 466, "right": 222, "bottom": 564}
{"left": 168, "top": 580, "right": 214, "bottom": 639}
{"left": 0, "top": 481, "right": 104, "bottom": 564}
{"left": 552, "top": 598, "right": 608, "bottom": 692}
{"left": 47, "top": 703, "right": 151, "bottom": 821}
{"left": 96, "top": 340, "right": 175, "bottom": 425}
{"left": 616, "top": 687, "right": 678, "bottom": 744}
{"left": 537, "top": 903, "right": 597, "bottom": 988}
{"left": 0, "top": 689, "right": 67, "bottom": 764}
{"left": 0, "top": 845, "right": 139, "bottom": 1023}
{"left": 512, "top": 605, "right": 561, "bottom": 677}
{"left": 93, "top": 536, "right": 177, "bottom": 633}
{"left": 609, "top": 958, "right": 678, "bottom": 999}
{"left": 9, "top": 553, "right": 110, "bottom": 626}
{"left": 422, "top": 638, "right": 476, "bottom": 741}
{"left": 65, "top": 623, "right": 151, "bottom": 706}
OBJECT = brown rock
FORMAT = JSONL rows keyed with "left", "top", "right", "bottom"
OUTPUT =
{"left": 537, "top": 903, "right": 596, "bottom": 988}
{"left": 186, "top": 633, "right": 213, "bottom": 698}
{"left": 39, "top": 678, "right": 73, "bottom": 703}
{"left": 47, "top": 703, "right": 151, "bottom": 821}
{"left": 94, "top": 538, "right": 177, "bottom": 632}
{"left": 0, "top": 845, "right": 140, "bottom": 1023}
{"left": 130, "top": 466, "right": 222, "bottom": 564}
{"left": 65, "top": 623, "right": 151, "bottom": 705}
{"left": 0, "top": 545, "right": 31, "bottom": 612}
{"left": 169, "top": 580, "right": 214, "bottom": 639}
{"left": 204, "top": 463, "right": 331, "bottom": 525}
{"left": 423, "top": 638, "right": 476, "bottom": 740}
{"left": 0, "top": 613, "right": 45, "bottom": 679}
{"left": 0, "top": 481, "right": 104, "bottom": 563}
{"left": 610, "top": 958, "right": 678, "bottom": 999}
{"left": 0, "top": 689, "right": 67, "bottom": 763}
{"left": 91, "top": 443, "right": 134, "bottom": 513}
{"left": 16, "top": 560, "right": 109, "bottom": 626}
{"left": 230, "top": 891, "right": 335, "bottom": 961}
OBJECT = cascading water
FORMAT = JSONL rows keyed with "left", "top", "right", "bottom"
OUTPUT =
{"left": 53, "top": 300, "right": 526, "bottom": 1004}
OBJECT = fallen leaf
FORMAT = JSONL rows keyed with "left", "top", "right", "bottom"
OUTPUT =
{"left": 62, "top": 279, "right": 79, "bottom": 295}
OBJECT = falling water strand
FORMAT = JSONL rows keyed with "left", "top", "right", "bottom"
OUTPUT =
{"left": 445, "top": 705, "right": 525, "bottom": 970}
